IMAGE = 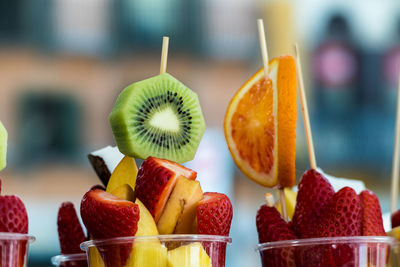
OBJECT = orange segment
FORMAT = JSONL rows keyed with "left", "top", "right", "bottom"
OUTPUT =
{"left": 224, "top": 55, "right": 296, "bottom": 187}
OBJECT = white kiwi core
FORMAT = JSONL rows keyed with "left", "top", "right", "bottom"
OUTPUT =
{"left": 149, "top": 107, "right": 180, "bottom": 132}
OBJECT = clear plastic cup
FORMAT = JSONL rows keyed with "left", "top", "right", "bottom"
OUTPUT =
{"left": 0, "top": 232, "right": 35, "bottom": 267}
{"left": 256, "top": 236, "right": 394, "bottom": 267}
{"left": 390, "top": 241, "right": 400, "bottom": 266}
{"left": 51, "top": 253, "right": 87, "bottom": 267}
{"left": 81, "top": 234, "right": 232, "bottom": 267}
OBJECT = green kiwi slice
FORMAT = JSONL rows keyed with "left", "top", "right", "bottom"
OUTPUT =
{"left": 109, "top": 73, "right": 206, "bottom": 163}
{"left": 0, "top": 121, "right": 7, "bottom": 171}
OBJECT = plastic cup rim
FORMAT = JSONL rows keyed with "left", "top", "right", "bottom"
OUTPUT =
{"left": 51, "top": 253, "right": 87, "bottom": 265}
{"left": 0, "top": 232, "right": 35, "bottom": 243}
{"left": 256, "top": 236, "right": 395, "bottom": 251}
{"left": 81, "top": 234, "right": 232, "bottom": 251}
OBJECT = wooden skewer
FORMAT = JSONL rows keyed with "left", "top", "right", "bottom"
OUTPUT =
{"left": 294, "top": 43, "right": 317, "bottom": 170}
{"left": 391, "top": 63, "right": 400, "bottom": 213}
{"left": 257, "top": 19, "right": 269, "bottom": 79}
{"left": 258, "top": 19, "right": 288, "bottom": 221}
{"left": 160, "top": 36, "right": 169, "bottom": 74}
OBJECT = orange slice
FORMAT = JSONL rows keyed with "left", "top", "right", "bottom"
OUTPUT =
{"left": 224, "top": 55, "right": 297, "bottom": 187}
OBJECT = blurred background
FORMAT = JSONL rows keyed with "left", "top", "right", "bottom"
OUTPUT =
{"left": 1, "top": 0, "right": 400, "bottom": 266}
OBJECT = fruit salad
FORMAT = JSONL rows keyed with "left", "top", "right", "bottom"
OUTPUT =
{"left": 73, "top": 71, "right": 232, "bottom": 267}
{"left": 0, "top": 122, "right": 34, "bottom": 267}
{"left": 223, "top": 54, "right": 393, "bottom": 266}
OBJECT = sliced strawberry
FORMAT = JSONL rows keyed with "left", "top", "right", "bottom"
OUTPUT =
{"left": 196, "top": 192, "right": 232, "bottom": 267}
{"left": 135, "top": 156, "right": 196, "bottom": 222}
{"left": 392, "top": 209, "right": 400, "bottom": 228}
{"left": 57, "top": 202, "right": 87, "bottom": 254}
{"left": 0, "top": 195, "right": 28, "bottom": 234}
{"left": 292, "top": 169, "right": 335, "bottom": 238}
{"left": 80, "top": 188, "right": 139, "bottom": 267}
{"left": 256, "top": 205, "right": 297, "bottom": 267}
{"left": 359, "top": 190, "right": 386, "bottom": 236}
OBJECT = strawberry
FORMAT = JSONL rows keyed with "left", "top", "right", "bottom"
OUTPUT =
{"left": 391, "top": 209, "right": 400, "bottom": 228}
{"left": 292, "top": 169, "right": 335, "bottom": 238}
{"left": 316, "top": 187, "right": 362, "bottom": 237}
{"left": 196, "top": 192, "right": 232, "bottom": 267}
{"left": 359, "top": 190, "right": 386, "bottom": 236}
{"left": 0, "top": 195, "right": 28, "bottom": 234}
{"left": 80, "top": 188, "right": 140, "bottom": 267}
{"left": 256, "top": 205, "right": 297, "bottom": 267}
{"left": 57, "top": 202, "right": 87, "bottom": 254}
{"left": 135, "top": 156, "right": 196, "bottom": 222}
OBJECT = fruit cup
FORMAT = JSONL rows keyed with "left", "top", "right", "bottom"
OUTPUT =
{"left": 257, "top": 236, "right": 394, "bottom": 267}
{"left": 51, "top": 253, "right": 87, "bottom": 267}
{"left": 0, "top": 233, "right": 35, "bottom": 267}
{"left": 81, "top": 234, "right": 231, "bottom": 267}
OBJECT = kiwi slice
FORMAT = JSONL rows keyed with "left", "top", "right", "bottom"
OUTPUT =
{"left": 0, "top": 121, "right": 7, "bottom": 171}
{"left": 109, "top": 73, "right": 205, "bottom": 163}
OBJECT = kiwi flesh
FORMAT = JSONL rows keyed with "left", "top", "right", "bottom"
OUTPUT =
{"left": 0, "top": 121, "right": 7, "bottom": 171}
{"left": 109, "top": 73, "right": 205, "bottom": 163}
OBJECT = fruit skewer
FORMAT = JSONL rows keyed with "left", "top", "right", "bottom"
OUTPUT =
{"left": 257, "top": 19, "right": 289, "bottom": 221}
{"left": 391, "top": 65, "right": 400, "bottom": 214}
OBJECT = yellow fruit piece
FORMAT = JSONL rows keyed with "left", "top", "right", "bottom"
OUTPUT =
{"left": 136, "top": 199, "right": 159, "bottom": 236}
{"left": 88, "top": 246, "right": 105, "bottom": 267}
{"left": 125, "top": 241, "right": 167, "bottom": 267}
{"left": 167, "top": 242, "right": 211, "bottom": 267}
{"left": 387, "top": 226, "right": 400, "bottom": 240}
{"left": 157, "top": 176, "right": 203, "bottom": 234}
{"left": 224, "top": 56, "right": 297, "bottom": 188}
{"left": 106, "top": 156, "right": 138, "bottom": 195}
{"left": 276, "top": 188, "right": 297, "bottom": 220}
{"left": 111, "top": 184, "right": 135, "bottom": 201}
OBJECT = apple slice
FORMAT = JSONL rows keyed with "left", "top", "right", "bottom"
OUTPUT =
{"left": 135, "top": 157, "right": 197, "bottom": 222}
{"left": 106, "top": 156, "right": 138, "bottom": 195}
{"left": 167, "top": 242, "right": 211, "bottom": 267}
{"left": 157, "top": 176, "right": 203, "bottom": 234}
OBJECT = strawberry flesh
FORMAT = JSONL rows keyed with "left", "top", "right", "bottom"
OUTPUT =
{"left": 196, "top": 192, "right": 233, "bottom": 267}
{"left": 80, "top": 188, "right": 139, "bottom": 267}
{"left": 256, "top": 205, "right": 297, "bottom": 267}
{"left": 135, "top": 156, "right": 196, "bottom": 222}
{"left": 57, "top": 202, "right": 87, "bottom": 254}
{"left": 292, "top": 169, "right": 335, "bottom": 238}
{"left": 392, "top": 209, "right": 400, "bottom": 228}
{"left": 359, "top": 190, "right": 386, "bottom": 236}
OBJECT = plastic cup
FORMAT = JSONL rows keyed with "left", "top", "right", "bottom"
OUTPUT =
{"left": 390, "top": 241, "right": 400, "bottom": 266}
{"left": 256, "top": 236, "right": 394, "bottom": 267}
{"left": 81, "top": 234, "right": 232, "bottom": 267}
{"left": 0, "top": 232, "right": 35, "bottom": 267}
{"left": 51, "top": 253, "right": 87, "bottom": 267}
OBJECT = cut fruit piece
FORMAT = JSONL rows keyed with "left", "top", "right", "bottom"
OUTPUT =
{"left": 224, "top": 55, "right": 297, "bottom": 187}
{"left": 135, "top": 199, "right": 159, "bottom": 236}
{"left": 275, "top": 187, "right": 297, "bottom": 220}
{"left": 57, "top": 202, "right": 87, "bottom": 254}
{"left": 167, "top": 242, "right": 211, "bottom": 267}
{"left": 109, "top": 73, "right": 206, "bottom": 164}
{"left": 388, "top": 226, "right": 400, "bottom": 240}
{"left": 157, "top": 176, "right": 203, "bottom": 234}
{"left": 126, "top": 241, "right": 167, "bottom": 267}
{"left": 135, "top": 157, "right": 197, "bottom": 222}
{"left": 0, "top": 121, "right": 7, "bottom": 171}
{"left": 88, "top": 146, "right": 125, "bottom": 186}
{"left": 88, "top": 247, "right": 106, "bottom": 267}
{"left": 106, "top": 156, "right": 138, "bottom": 195}
{"left": 110, "top": 184, "right": 135, "bottom": 202}
{"left": 196, "top": 192, "right": 233, "bottom": 236}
